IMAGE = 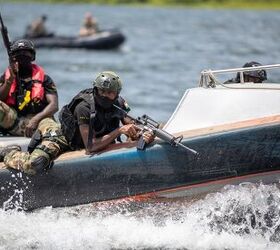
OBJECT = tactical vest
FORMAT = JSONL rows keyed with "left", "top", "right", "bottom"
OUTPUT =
{"left": 59, "top": 88, "right": 127, "bottom": 149}
{"left": 4, "top": 64, "right": 45, "bottom": 109}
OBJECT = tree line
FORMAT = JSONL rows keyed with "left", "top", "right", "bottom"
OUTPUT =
{"left": 9, "top": 0, "right": 280, "bottom": 9}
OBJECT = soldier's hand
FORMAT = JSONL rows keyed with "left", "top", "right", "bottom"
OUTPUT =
{"left": 25, "top": 118, "right": 39, "bottom": 137}
{"left": 142, "top": 131, "right": 155, "bottom": 144}
{"left": 6, "top": 62, "right": 18, "bottom": 85}
{"left": 10, "top": 61, "right": 18, "bottom": 76}
{"left": 119, "top": 124, "right": 140, "bottom": 139}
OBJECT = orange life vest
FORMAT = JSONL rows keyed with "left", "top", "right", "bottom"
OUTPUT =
{"left": 4, "top": 64, "right": 45, "bottom": 107}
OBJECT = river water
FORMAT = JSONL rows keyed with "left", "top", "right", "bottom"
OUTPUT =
{"left": 1, "top": 2, "right": 280, "bottom": 249}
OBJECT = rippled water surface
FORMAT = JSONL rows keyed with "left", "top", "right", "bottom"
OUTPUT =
{"left": 1, "top": 3, "right": 280, "bottom": 121}
{"left": 1, "top": 3, "right": 280, "bottom": 249}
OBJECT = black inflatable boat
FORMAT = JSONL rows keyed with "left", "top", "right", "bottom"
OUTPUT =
{"left": 24, "top": 29, "right": 125, "bottom": 50}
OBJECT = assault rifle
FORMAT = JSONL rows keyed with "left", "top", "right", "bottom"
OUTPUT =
{"left": 0, "top": 12, "right": 12, "bottom": 64}
{"left": 0, "top": 12, "right": 22, "bottom": 105}
{"left": 114, "top": 104, "right": 198, "bottom": 156}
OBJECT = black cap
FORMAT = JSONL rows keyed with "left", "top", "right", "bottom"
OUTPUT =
{"left": 236, "top": 61, "right": 267, "bottom": 82}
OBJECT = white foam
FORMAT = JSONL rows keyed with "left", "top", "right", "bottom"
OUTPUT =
{"left": 0, "top": 183, "right": 280, "bottom": 250}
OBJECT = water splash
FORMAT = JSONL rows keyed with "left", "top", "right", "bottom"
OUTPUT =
{"left": 0, "top": 182, "right": 280, "bottom": 249}
{"left": 1, "top": 171, "right": 31, "bottom": 211}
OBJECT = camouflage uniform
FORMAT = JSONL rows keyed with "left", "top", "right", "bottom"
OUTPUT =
{"left": 0, "top": 100, "right": 34, "bottom": 136}
{"left": 4, "top": 118, "right": 68, "bottom": 175}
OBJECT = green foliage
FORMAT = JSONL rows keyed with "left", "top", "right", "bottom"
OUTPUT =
{"left": 2, "top": 0, "right": 280, "bottom": 9}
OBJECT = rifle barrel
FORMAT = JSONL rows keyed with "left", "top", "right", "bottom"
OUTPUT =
{"left": 154, "top": 128, "right": 198, "bottom": 155}
{"left": 176, "top": 142, "right": 199, "bottom": 155}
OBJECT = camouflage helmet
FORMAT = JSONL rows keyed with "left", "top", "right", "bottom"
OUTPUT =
{"left": 10, "top": 39, "right": 36, "bottom": 61}
{"left": 93, "top": 71, "right": 122, "bottom": 94}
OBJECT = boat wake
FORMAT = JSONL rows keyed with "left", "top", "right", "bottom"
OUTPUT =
{"left": 0, "top": 182, "right": 280, "bottom": 250}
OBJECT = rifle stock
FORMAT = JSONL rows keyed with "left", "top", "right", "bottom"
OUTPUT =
{"left": 113, "top": 104, "right": 199, "bottom": 155}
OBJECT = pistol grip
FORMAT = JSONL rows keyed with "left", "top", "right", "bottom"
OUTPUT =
{"left": 137, "top": 136, "right": 146, "bottom": 150}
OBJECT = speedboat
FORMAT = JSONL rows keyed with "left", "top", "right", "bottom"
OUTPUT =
{"left": 1, "top": 64, "right": 280, "bottom": 211}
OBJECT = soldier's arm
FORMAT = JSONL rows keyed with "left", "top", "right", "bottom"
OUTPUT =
{"left": 25, "top": 93, "right": 58, "bottom": 137}
{"left": 31, "top": 93, "right": 58, "bottom": 122}
{"left": 80, "top": 124, "right": 121, "bottom": 153}
{"left": 0, "top": 65, "right": 17, "bottom": 101}
{"left": 30, "top": 75, "right": 59, "bottom": 122}
{"left": 84, "top": 123, "right": 139, "bottom": 154}
{"left": 25, "top": 75, "right": 59, "bottom": 137}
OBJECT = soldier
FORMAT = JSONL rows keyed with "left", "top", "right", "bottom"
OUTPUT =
{"left": 0, "top": 39, "right": 58, "bottom": 137}
{"left": 79, "top": 12, "right": 99, "bottom": 37}
{"left": 25, "top": 15, "right": 52, "bottom": 38}
{"left": 59, "top": 71, "right": 154, "bottom": 153}
{"left": 224, "top": 61, "right": 267, "bottom": 84}
{"left": 0, "top": 71, "right": 153, "bottom": 175}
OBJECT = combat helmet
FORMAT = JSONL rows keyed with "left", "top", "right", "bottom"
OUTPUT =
{"left": 10, "top": 39, "right": 36, "bottom": 61}
{"left": 93, "top": 71, "right": 122, "bottom": 94}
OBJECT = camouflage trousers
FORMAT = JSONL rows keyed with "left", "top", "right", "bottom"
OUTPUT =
{"left": 0, "top": 100, "right": 33, "bottom": 136}
{"left": 4, "top": 118, "right": 68, "bottom": 175}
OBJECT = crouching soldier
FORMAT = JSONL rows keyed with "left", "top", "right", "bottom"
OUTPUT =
{"left": 59, "top": 71, "right": 154, "bottom": 154}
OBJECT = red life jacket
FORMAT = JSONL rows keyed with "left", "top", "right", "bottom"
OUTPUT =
{"left": 4, "top": 64, "right": 45, "bottom": 107}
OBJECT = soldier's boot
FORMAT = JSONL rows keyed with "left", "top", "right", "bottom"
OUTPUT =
{"left": 0, "top": 145, "right": 21, "bottom": 162}
{"left": 30, "top": 156, "right": 50, "bottom": 174}
{"left": 30, "top": 148, "right": 51, "bottom": 174}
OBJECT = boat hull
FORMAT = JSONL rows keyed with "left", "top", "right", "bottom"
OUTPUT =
{"left": 1, "top": 121, "right": 280, "bottom": 210}
{"left": 25, "top": 30, "right": 125, "bottom": 50}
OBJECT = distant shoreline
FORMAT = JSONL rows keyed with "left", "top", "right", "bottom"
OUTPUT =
{"left": 3, "top": 0, "right": 280, "bottom": 10}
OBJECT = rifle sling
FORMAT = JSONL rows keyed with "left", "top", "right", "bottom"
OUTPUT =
{"left": 87, "top": 95, "right": 95, "bottom": 150}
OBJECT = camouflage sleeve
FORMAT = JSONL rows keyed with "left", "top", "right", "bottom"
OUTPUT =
{"left": 43, "top": 75, "right": 58, "bottom": 95}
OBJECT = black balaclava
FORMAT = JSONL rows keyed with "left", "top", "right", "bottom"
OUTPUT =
{"left": 94, "top": 88, "right": 117, "bottom": 110}
{"left": 13, "top": 50, "right": 33, "bottom": 78}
